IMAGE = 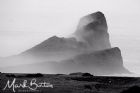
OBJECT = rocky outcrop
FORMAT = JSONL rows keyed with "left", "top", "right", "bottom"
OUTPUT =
{"left": 22, "top": 12, "right": 111, "bottom": 57}
{"left": 0, "top": 11, "right": 130, "bottom": 75}
{"left": 74, "top": 11, "right": 111, "bottom": 51}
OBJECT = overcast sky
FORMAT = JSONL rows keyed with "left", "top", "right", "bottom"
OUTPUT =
{"left": 0, "top": 0, "right": 140, "bottom": 74}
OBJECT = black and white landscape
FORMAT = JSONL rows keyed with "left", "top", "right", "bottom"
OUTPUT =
{"left": 0, "top": 0, "right": 140, "bottom": 93}
{"left": 0, "top": 12, "right": 130, "bottom": 75}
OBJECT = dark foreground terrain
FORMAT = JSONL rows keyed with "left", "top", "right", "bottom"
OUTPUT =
{"left": 0, "top": 72, "right": 140, "bottom": 93}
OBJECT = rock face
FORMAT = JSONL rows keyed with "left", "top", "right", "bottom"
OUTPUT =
{"left": 0, "top": 11, "right": 130, "bottom": 75}
{"left": 22, "top": 11, "right": 111, "bottom": 56}
{"left": 18, "top": 11, "right": 111, "bottom": 61}
{"left": 75, "top": 11, "right": 111, "bottom": 51}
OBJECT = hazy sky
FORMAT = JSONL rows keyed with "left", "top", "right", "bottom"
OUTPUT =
{"left": 0, "top": 0, "right": 140, "bottom": 74}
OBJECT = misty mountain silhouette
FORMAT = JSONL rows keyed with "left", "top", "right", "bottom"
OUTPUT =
{"left": 0, "top": 11, "right": 130, "bottom": 75}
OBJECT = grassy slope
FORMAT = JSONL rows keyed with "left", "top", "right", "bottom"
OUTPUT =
{"left": 0, "top": 73, "right": 140, "bottom": 93}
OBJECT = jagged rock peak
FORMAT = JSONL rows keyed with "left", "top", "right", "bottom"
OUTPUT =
{"left": 76, "top": 11, "right": 107, "bottom": 30}
{"left": 74, "top": 11, "right": 111, "bottom": 51}
{"left": 88, "top": 11, "right": 106, "bottom": 19}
